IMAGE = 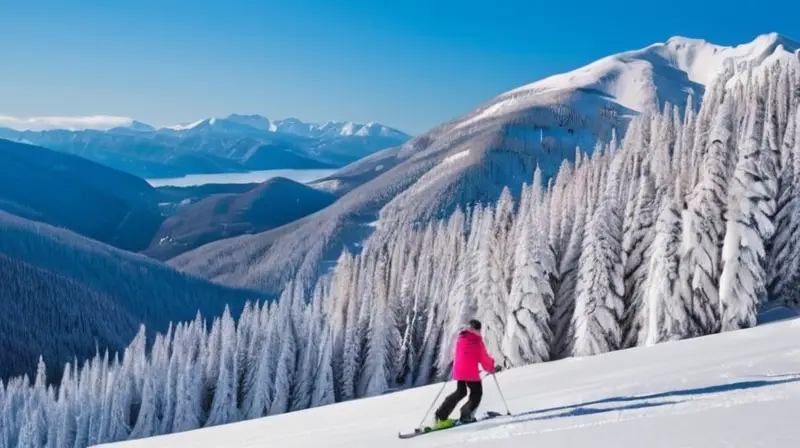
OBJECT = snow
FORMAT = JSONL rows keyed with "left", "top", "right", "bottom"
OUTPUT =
{"left": 98, "top": 316, "right": 800, "bottom": 448}
{"left": 162, "top": 115, "right": 410, "bottom": 139}
{"left": 456, "top": 32, "right": 799, "bottom": 130}
{"left": 164, "top": 118, "right": 207, "bottom": 131}
{"left": 442, "top": 149, "right": 470, "bottom": 164}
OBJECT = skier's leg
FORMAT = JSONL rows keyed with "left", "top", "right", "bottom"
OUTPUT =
{"left": 434, "top": 381, "right": 467, "bottom": 421}
{"left": 459, "top": 381, "right": 483, "bottom": 421}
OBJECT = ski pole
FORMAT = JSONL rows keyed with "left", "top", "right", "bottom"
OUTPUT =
{"left": 417, "top": 380, "right": 448, "bottom": 428}
{"left": 491, "top": 373, "right": 512, "bottom": 415}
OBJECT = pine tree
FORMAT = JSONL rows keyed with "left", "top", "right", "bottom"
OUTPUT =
{"left": 310, "top": 321, "right": 336, "bottom": 408}
{"left": 767, "top": 107, "right": 800, "bottom": 302}
{"left": 172, "top": 322, "right": 204, "bottom": 433}
{"left": 571, "top": 157, "right": 625, "bottom": 357}
{"left": 682, "top": 98, "right": 735, "bottom": 335}
{"left": 475, "top": 205, "right": 507, "bottom": 360}
{"left": 362, "top": 251, "right": 402, "bottom": 396}
{"left": 269, "top": 295, "right": 299, "bottom": 415}
{"left": 243, "top": 302, "right": 276, "bottom": 420}
{"left": 621, "top": 173, "right": 657, "bottom": 348}
{"left": 550, "top": 168, "right": 588, "bottom": 359}
{"left": 502, "top": 184, "right": 556, "bottom": 366}
{"left": 639, "top": 183, "right": 693, "bottom": 345}
{"left": 205, "top": 307, "right": 240, "bottom": 426}
{"left": 292, "top": 283, "right": 325, "bottom": 412}
{"left": 720, "top": 92, "right": 778, "bottom": 330}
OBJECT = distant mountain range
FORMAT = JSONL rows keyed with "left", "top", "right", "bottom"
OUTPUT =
{"left": 0, "top": 114, "right": 411, "bottom": 179}
{"left": 169, "top": 32, "right": 800, "bottom": 296}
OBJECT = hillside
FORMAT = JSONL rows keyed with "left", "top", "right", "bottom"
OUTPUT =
{"left": 0, "top": 210, "right": 263, "bottom": 380}
{"left": 169, "top": 32, "right": 800, "bottom": 296}
{"left": 98, "top": 313, "right": 799, "bottom": 447}
{"left": 144, "top": 177, "right": 336, "bottom": 260}
{"left": 0, "top": 138, "right": 163, "bottom": 251}
{"left": 0, "top": 115, "right": 410, "bottom": 179}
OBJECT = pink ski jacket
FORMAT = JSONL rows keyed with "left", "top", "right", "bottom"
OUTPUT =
{"left": 452, "top": 328, "right": 495, "bottom": 382}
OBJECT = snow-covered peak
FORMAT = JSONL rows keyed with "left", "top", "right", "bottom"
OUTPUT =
{"left": 458, "top": 32, "right": 798, "bottom": 129}
{"left": 0, "top": 115, "right": 150, "bottom": 132}
{"left": 164, "top": 118, "right": 208, "bottom": 131}
{"left": 270, "top": 118, "right": 410, "bottom": 139}
{"left": 225, "top": 114, "right": 271, "bottom": 131}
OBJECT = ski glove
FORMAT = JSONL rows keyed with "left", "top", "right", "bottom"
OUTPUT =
{"left": 493, "top": 365, "right": 503, "bottom": 373}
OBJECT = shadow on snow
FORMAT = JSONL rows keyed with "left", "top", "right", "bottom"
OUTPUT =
{"left": 481, "top": 373, "right": 800, "bottom": 428}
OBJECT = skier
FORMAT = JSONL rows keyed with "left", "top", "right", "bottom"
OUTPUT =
{"left": 432, "top": 319, "right": 501, "bottom": 429}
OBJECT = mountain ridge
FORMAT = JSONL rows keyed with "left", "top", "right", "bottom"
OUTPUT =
{"left": 0, "top": 113, "right": 410, "bottom": 139}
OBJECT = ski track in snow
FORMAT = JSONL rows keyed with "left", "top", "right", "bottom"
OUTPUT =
{"left": 98, "top": 317, "right": 800, "bottom": 448}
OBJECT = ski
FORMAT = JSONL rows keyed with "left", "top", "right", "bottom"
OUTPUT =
{"left": 397, "top": 411, "right": 506, "bottom": 439}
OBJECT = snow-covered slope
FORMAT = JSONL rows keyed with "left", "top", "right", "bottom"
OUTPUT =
{"left": 98, "top": 313, "right": 800, "bottom": 448}
{"left": 457, "top": 32, "right": 799, "bottom": 131}
{"left": 170, "top": 32, "right": 799, "bottom": 296}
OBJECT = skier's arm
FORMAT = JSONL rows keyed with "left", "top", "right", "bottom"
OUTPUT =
{"left": 479, "top": 340, "right": 495, "bottom": 373}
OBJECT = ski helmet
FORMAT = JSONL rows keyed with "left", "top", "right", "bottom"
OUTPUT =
{"left": 468, "top": 319, "right": 482, "bottom": 331}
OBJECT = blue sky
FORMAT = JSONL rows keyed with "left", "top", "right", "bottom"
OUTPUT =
{"left": 1, "top": 0, "right": 797, "bottom": 134}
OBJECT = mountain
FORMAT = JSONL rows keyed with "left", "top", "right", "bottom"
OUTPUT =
{"left": 0, "top": 114, "right": 410, "bottom": 178}
{"left": 0, "top": 138, "right": 164, "bottom": 251}
{"left": 170, "top": 33, "right": 800, "bottom": 295}
{"left": 0, "top": 210, "right": 263, "bottom": 380}
{"left": 144, "top": 177, "right": 336, "bottom": 260}
{"left": 0, "top": 115, "right": 411, "bottom": 179}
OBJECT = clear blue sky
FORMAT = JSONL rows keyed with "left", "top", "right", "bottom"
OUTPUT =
{"left": 1, "top": 0, "right": 797, "bottom": 134}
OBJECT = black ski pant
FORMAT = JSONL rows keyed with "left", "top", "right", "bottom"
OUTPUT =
{"left": 434, "top": 380, "right": 483, "bottom": 421}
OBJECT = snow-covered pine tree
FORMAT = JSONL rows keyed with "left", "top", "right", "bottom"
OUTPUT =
{"left": 502, "top": 180, "right": 556, "bottom": 366}
{"left": 719, "top": 90, "right": 778, "bottom": 330}
{"left": 269, "top": 288, "right": 300, "bottom": 415}
{"left": 621, "top": 172, "right": 657, "bottom": 348}
{"left": 475, "top": 202, "right": 507, "bottom": 360}
{"left": 682, "top": 98, "right": 735, "bottom": 335}
{"left": 767, "top": 107, "right": 800, "bottom": 302}
{"left": 550, "top": 163, "right": 590, "bottom": 359}
{"left": 338, "top": 256, "right": 364, "bottom": 401}
{"left": 638, "top": 180, "right": 692, "bottom": 345}
{"left": 362, "top": 250, "right": 402, "bottom": 396}
{"left": 327, "top": 250, "right": 356, "bottom": 401}
{"left": 172, "top": 321, "right": 204, "bottom": 433}
{"left": 571, "top": 155, "right": 625, "bottom": 357}
{"left": 310, "top": 318, "right": 336, "bottom": 408}
{"left": 129, "top": 334, "right": 167, "bottom": 439}
{"left": 292, "top": 282, "right": 326, "bottom": 412}
{"left": 205, "top": 307, "right": 240, "bottom": 426}
{"left": 243, "top": 301, "right": 277, "bottom": 420}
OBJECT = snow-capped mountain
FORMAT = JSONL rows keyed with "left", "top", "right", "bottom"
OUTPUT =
{"left": 169, "top": 32, "right": 800, "bottom": 296}
{"left": 454, "top": 32, "right": 798, "bottom": 131}
{"left": 0, "top": 114, "right": 411, "bottom": 179}
{"left": 163, "top": 114, "right": 410, "bottom": 140}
